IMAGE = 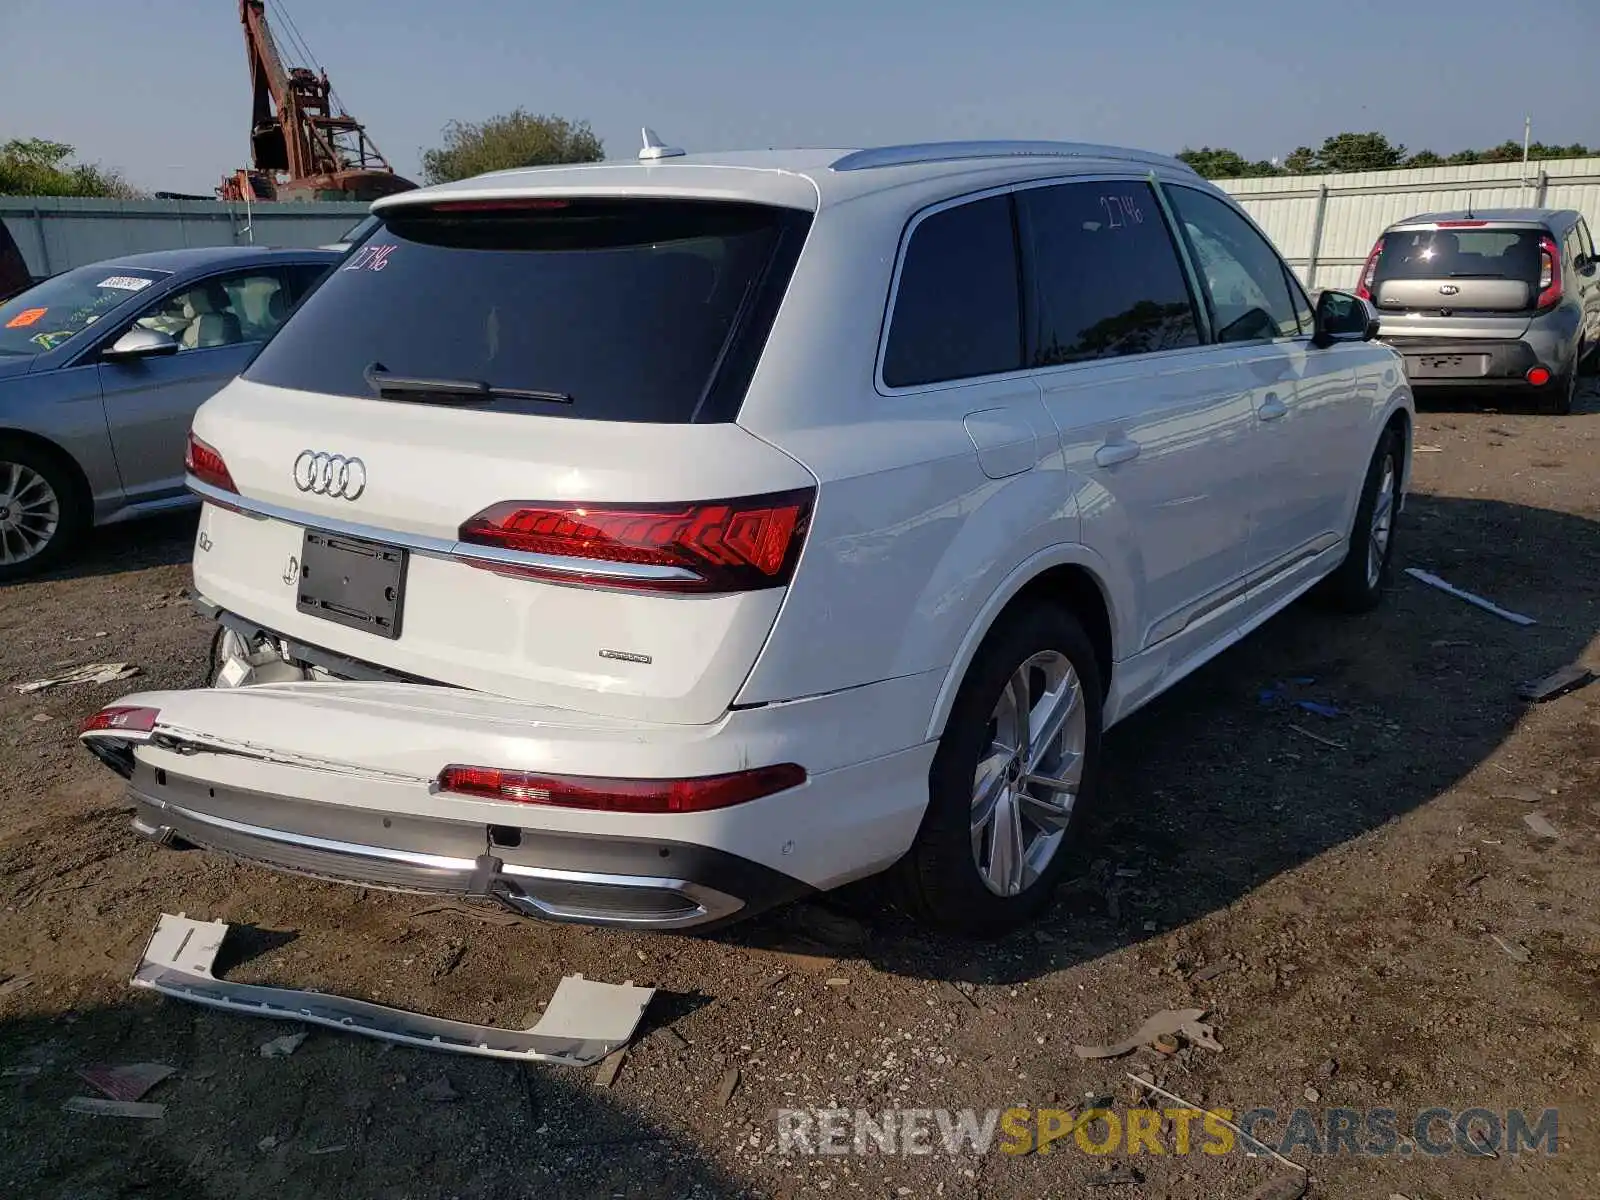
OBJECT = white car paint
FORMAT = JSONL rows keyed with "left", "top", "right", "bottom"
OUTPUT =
{"left": 85, "top": 141, "right": 1413, "bottom": 927}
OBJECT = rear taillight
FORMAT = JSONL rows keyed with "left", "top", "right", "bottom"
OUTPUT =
{"left": 436, "top": 763, "right": 806, "bottom": 813}
{"left": 1536, "top": 236, "right": 1562, "bottom": 310}
{"left": 1356, "top": 237, "right": 1384, "bottom": 301}
{"left": 80, "top": 706, "right": 160, "bottom": 735}
{"left": 185, "top": 432, "right": 237, "bottom": 493}
{"left": 456, "top": 489, "right": 814, "bottom": 593}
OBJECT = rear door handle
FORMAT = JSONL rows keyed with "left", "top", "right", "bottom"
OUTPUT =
{"left": 1258, "top": 393, "right": 1289, "bottom": 421}
{"left": 1094, "top": 440, "right": 1141, "bottom": 468}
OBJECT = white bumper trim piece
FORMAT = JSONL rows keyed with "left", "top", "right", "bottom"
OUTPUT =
{"left": 132, "top": 913, "right": 655, "bottom": 1065}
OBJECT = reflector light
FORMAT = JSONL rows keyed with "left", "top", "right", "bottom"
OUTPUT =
{"left": 457, "top": 489, "right": 814, "bottom": 593}
{"left": 436, "top": 763, "right": 807, "bottom": 813}
{"left": 423, "top": 199, "right": 573, "bottom": 212}
{"left": 185, "top": 432, "right": 237, "bottom": 493}
{"left": 81, "top": 706, "right": 160, "bottom": 735}
{"left": 1526, "top": 366, "right": 1551, "bottom": 386}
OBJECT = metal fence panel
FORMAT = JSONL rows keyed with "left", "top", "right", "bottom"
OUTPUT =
{"left": 0, "top": 197, "right": 370, "bottom": 277}
{"left": 1217, "top": 157, "right": 1600, "bottom": 289}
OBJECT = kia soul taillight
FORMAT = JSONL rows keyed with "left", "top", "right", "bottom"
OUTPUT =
{"left": 1536, "top": 235, "right": 1562, "bottom": 310}
{"left": 456, "top": 489, "right": 814, "bottom": 594}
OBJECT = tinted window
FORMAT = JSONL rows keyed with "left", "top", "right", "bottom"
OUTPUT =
{"left": 1166, "top": 186, "right": 1299, "bottom": 342}
{"left": 1374, "top": 227, "right": 1542, "bottom": 283}
{"left": 883, "top": 196, "right": 1022, "bottom": 387}
{"left": 246, "top": 200, "right": 809, "bottom": 423}
{"left": 0, "top": 219, "right": 29, "bottom": 304}
{"left": 1017, "top": 182, "right": 1199, "bottom": 366}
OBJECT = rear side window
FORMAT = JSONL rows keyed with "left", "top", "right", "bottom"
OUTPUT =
{"left": 1374, "top": 228, "right": 1543, "bottom": 283}
{"left": 1165, "top": 186, "right": 1300, "bottom": 342}
{"left": 1017, "top": 182, "right": 1200, "bottom": 365}
{"left": 883, "top": 196, "right": 1022, "bottom": 387}
{"left": 245, "top": 200, "right": 809, "bottom": 423}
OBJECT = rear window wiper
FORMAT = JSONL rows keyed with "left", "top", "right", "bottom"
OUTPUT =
{"left": 363, "top": 362, "right": 573, "bottom": 406}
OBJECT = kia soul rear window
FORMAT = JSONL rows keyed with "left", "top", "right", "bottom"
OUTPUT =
{"left": 245, "top": 199, "right": 810, "bottom": 423}
{"left": 1374, "top": 228, "right": 1543, "bottom": 282}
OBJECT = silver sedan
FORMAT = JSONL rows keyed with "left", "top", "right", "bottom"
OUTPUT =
{"left": 0, "top": 246, "right": 338, "bottom": 578}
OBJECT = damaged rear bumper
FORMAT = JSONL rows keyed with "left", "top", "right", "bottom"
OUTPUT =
{"left": 128, "top": 763, "right": 810, "bottom": 929}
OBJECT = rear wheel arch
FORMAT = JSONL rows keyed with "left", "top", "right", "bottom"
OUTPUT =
{"left": 925, "top": 552, "right": 1117, "bottom": 742}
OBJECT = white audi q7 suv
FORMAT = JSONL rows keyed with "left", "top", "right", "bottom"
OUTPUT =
{"left": 83, "top": 138, "right": 1413, "bottom": 936}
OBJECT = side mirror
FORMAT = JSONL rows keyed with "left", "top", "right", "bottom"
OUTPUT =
{"left": 104, "top": 327, "right": 179, "bottom": 361}
{"left": 1312, "top": 289, "right": 1378, "bottom": 347}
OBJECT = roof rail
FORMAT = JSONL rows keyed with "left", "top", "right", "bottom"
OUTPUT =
{"left": 830, "top": 140, "right": 1195, "bottom": 174}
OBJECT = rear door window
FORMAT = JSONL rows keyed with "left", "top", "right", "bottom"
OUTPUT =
{"left": 883, "top": 195, "right": 1022, "bottom": 387}
{"left": 1018, "top": 181, "right": 1200, "bottom": 364}
{"left": 245, "top": 199, "right": 810, "bottom": 423}
{"left": 1165, "top": 186, "right": 1300, "bottom": 342}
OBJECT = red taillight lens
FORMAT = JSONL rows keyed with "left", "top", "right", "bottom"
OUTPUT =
{"left": 1356, "top": 237, "right": 1384, "bottom": 301}
{"left": 185, "top": 432, "right": 237, "bottom": 493}
{"left": 1526, "top": 366, "right": 1552, "bottom": 387}
{"left": 457, "top": 489, "right": 814, "bottom": 593}
{"left": 436, "top": 763, "right": 806, "bottom": 813}
{"left": 80, "top": 706, "right": 160, "bottom": 735}
{"left": 1536, "top": 236, "right": 1562, "bottom": 310}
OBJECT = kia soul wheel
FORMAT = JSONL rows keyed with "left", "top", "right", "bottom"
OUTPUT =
{"left": 896, "top": 603, "right": 1103, "bottom": 935}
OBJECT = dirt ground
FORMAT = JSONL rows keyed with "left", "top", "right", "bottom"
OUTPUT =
{"left": 1, "top": 384, "right": 1597, "bottom": 1200}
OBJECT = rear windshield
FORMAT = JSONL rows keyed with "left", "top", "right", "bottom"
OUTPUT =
{"left": 1374, "top": 228, "right": 1543, "bottom": 282}
{"left": 245, "top": 199, "right": 810, "bottom": 423}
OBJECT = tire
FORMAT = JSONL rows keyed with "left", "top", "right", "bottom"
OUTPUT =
{"left": 1538, "top": 368, "right": 1577, "bottom": 416}
{"left": 0, "top": 437, "right": 87, "bottom": 583}
{"left": 893, "top": 602, "right": 1104, "bottom": 936}
{"left": 1322, "top": 426, "right": 1402, "bottom": 613}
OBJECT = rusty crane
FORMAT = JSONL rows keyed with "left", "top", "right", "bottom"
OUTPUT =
{"left": 218, "top": 0, "right": 416, "bottom": 203}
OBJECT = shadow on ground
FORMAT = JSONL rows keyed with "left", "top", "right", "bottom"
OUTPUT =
{"left": 0, "top": 996, "right": 745, "bottom": 1200}
{"left": 0, "top": 510, "right": 197, "bottom": 592}
{"left": 728, "top": 493, "right": 1600, "bottom": 985}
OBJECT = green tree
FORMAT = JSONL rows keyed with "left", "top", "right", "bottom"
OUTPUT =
{"left": 1175, "top": 146, "right": 1250, "bottom": 179}
{"left": 421, "top": 110, "right": 604, "bottom": 185}
{"left": 1283, "top": 146, "right": 1319, "bottom": 174}
{"left": 0, "top": 138, "right": 139, "bottom": 198}
{"left": 1405, "top": 149, "right": 1444, "bottom": 167}
{"left": 1316, "top": 131, "right": 1406, "bottom": 173}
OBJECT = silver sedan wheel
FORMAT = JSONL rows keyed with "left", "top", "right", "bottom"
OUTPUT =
{"left": 0, "top": 460, "right": 60, "bottom": 567}
{"left": 970, "top": 650, "right": 1087, "bottom": 897}
{"left": 1367, "top": 455, "right": 1396, "bottom": 589}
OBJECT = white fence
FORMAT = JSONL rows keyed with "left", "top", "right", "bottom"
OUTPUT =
{"left": 1, "top": 196, "right": 371, "bottom": 277}
{"left": 1215, "top": 157, "right": 1600, "bottom": 290}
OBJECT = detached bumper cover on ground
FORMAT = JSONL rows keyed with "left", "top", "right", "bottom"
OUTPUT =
{"left": 132, "top": 913, "right": 655, "bottom": 1065}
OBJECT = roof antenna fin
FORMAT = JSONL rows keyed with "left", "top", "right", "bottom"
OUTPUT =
{"left": 1464, "top": 192, "right": 1474, "bottom": 219}
{"left": 639, "top": 128, "right": 686, "bottom": 162}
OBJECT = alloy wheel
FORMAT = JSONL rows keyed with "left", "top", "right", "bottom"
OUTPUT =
{"left": 969, "top": 650, "right": 1087, "bottom": 897}
{"left": 0, "top": 460, "right": 60, "bottom": 567}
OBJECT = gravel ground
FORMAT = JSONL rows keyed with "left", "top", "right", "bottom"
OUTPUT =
{"left": 1, "top": 384, "right": 1597, "bottom": 1200}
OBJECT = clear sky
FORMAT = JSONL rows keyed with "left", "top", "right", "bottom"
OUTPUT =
{"left": 3, "top": 0, "right": 1596, "bottom": 194}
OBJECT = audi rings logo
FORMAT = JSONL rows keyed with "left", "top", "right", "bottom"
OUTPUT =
{"left": 293, "top": 450, "right": 367, "bottom": 500}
